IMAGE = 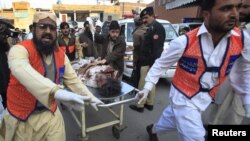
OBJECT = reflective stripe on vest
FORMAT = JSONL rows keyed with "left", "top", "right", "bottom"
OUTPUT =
{"left": 7, "top": 39, "right": 65, "bottom": 121}
{"left": 172, "top": 27, "right": 243, "bottom": 99}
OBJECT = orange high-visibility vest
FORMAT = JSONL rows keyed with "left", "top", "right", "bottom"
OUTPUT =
{"left": 7, "top": 39, "right": 65, "bottom": 121}
{"left": 172, "top": 27, "right": 243, "bottom": 99}
{"left": 58, "top": 38, "right": 75, "bottom": 54}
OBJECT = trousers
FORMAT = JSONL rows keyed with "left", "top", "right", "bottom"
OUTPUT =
{"left": 137, "top": 65, "right": 156, "bottom": 107}
{"left": 1, "top": 108, "right": 66, "bottom": 141}
{"left": 153, "top": 101, "right": 205, "bottom": 141}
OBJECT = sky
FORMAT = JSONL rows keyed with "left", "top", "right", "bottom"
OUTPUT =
{"left": 0, "top": 0, "right": 154, "bottom": 9}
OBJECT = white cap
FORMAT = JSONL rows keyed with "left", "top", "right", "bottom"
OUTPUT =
{"left": 33, "top": 12, "right": 57, "bottom": 23}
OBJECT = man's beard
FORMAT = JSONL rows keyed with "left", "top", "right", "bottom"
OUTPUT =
{"left": 110, "top": 35, "right": 118, "bottom": 42}
{"left": 240, "top": 14, "right": 250, "bottom": 23}
{"left": 32, "top": 32, "right": 57, "bottom": 56}
{"left": 62, "top": 31, "right": 69, "bottom": 36}
{"left": 208, "top": 18, "right": 236, "bottom": 34}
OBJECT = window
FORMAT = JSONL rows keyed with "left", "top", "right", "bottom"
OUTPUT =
{"left": 76, "top": 13, "right": 89, "bottom": 22}
{"left": 126, "top": 22, "right": 135, "bottom": 42}
{"left": 162, "top": 23, "right": 178, "bottom": 41}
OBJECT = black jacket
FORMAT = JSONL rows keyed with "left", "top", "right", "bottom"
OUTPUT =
{"left": 0, "top": 41, "right": 10, "bottom": 108}
{"left": 139, "top": 20, "right": 166, "bottom": 66}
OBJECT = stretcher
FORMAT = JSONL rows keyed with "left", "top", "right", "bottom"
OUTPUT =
{"left": 68, "top": 81, "right": 138, "bottom": 141}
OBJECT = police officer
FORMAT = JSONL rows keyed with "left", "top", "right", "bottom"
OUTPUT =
{"left": 129, "top": 7, "right": 165, "bottom": 112}
{"left": 131, "top": 16, "right": 148, "bottom": 88}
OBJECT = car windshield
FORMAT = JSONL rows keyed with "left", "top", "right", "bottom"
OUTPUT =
{"left": 162, "top": 23, "right": 178, "bottom": 41}
{"left": 127, "top": 22, "right": 134, "bottom": 42}
{"left": 126, "top": 22, "right": 178, "bottom": 42}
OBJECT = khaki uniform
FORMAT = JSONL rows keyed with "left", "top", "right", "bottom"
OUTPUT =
{"left": 137, "top": 66, "right": 156, "bottom": 107}
{"left": 137, "top": 20, "right": 165, "bottom": 108}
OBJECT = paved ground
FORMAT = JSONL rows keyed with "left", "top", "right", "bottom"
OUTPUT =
{"left": 61, "top": 79, "right": 180, "bottom": 141}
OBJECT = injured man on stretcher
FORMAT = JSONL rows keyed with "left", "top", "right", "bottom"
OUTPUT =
{"left": 72, "top": 59, "right": 121, "bottom": 98}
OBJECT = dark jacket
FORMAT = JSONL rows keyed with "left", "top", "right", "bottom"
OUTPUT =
{"left": 79, "top": 33, "right": 97, "bottom": 58}
{"left": 83, "top": 29, "right": 93, "bottom": 41}
{"left": 94, "top": 33, "right": 104, "bottom": 58}
{"left": 101, "top": 21, "right": 111, "bottom": 36}
{"left": 132, "top": 25, "right": 148, "bottom": 63}
{"left": 139, "top": 20, "right": 166, "bottom": 66}
{"left": 0, "top": 41, "right": 10, "bottom": 108}
{"left": 95, "top": 33, "right": 126, "bottom": 77}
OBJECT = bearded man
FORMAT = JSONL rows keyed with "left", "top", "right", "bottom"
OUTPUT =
{"left": 0, "top": 12, "right": 103, "bottom": 141}
{"left": 204, "top": 0, "right": 250, "bottom": 126}
{"left": 94, "top": 20, "right": 126, "bottom": 79}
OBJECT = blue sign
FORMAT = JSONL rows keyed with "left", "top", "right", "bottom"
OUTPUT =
{"left": 182, "top": 18, "right": 203, "bottom": 23}
{"left": 14, "top": 12, "right": 29, "bottom": 18}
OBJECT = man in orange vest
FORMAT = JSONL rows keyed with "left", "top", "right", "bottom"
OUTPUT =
{"left": 0, "top": 12, "right": 102, "bottom": 141}
{"left": 58, "top": 22, "right": 83, "bottom": 61}
{"left": 204, "top": 0, "right": 250, "bottom": 126}
{"left": 135, "top": 0, "right": 250, "bottom": 141}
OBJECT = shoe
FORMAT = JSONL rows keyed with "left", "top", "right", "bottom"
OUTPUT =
{"left": 144, "top": 104, "right": 153, "bottom": 111}
{"left": 146, "top": 124, "right": 158, "bottom": 141}
{"left": 129, "top": 104, "right": 144, "bottom": 113}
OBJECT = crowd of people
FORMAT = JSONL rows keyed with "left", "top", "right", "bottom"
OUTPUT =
{"left": 0, "top": 0, "right": 250, "bottom": 141}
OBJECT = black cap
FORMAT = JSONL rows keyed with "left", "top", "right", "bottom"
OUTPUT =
{"left": 60, "top": 22, "right": 69, "bottom": 29}
{"left": 140, "top": 7, "right": 154, "bottom": 18}
{"left": 109, "top": 20, "right": 120, "bottom": 30}
{"left": 84, "top": 21, "right": 89, "bottom": 27}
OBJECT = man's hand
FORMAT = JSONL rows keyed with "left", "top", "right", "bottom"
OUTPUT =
{"left": 80, "top": 42, "right": 89, "bottom": 48}
{"left": 55, "top": 89, "right": 91, "bottom": 111}
{"left": 95, "top": 57, "right": 101, "bottom": 61}
{"left": 243, "top": 104, "right": 250, "bottom": 118}
{"left": 89, "top": 96, "right": 104, "bottom": 111}
{"left": 126, "top": 45, "right": 134, "bottom": 51}
{"left": 135, "top": 88, "right": 150, "bottom": 105}
{"left": 95, "top": 59, "right": 106, "bottom": 65}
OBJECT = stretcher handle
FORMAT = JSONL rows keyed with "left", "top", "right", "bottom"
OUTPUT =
{"left": 97, "top": 97, "right": 137, "bottom": 108}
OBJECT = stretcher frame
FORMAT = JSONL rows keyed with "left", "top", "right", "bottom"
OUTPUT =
{"left": 69, "top": 82, "right": 137, "bottom": 141}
